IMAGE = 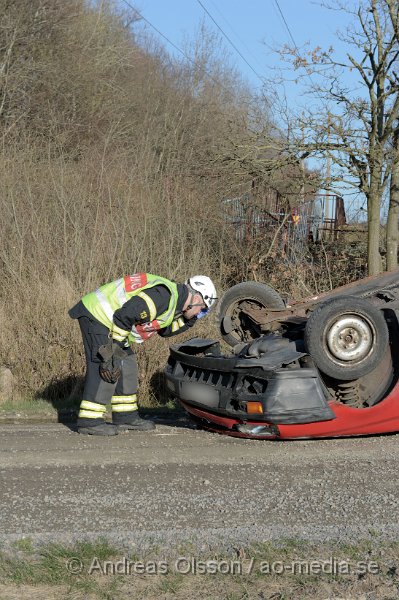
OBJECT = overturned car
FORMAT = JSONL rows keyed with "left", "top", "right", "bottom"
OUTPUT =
{"left": 165, "top": 269, "right": 399, "bottom": 439}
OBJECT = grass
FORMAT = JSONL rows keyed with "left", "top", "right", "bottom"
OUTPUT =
{"left": 11, "top": 539, "right": 33, "bottom": 554}
{"left": 0, "top": 397, "right": 78, "bottom": 424}
{"left": 0, "top": 398, "right": 61, "bottom": 421}
{"left": 0, "top": 538, "right": 399, "bottom": 600}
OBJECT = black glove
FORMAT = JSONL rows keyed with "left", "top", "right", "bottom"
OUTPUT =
{"left": 98, "top": 340, "right": 128, "bottom": 384}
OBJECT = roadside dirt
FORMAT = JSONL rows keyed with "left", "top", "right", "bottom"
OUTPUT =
{"left": 2, "top": 422, "right": 399, "bottom": 598}
{"left": 1, "top": 422, "right": 399, "bottom": 548}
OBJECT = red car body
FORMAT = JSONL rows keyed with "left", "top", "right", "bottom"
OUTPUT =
{"left": 179, "top": 390, "right": 399, "bottom": 439}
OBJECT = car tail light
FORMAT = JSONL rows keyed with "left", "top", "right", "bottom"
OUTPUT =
{"left": 246, "top": 401, "right": 263, "bottom": 414}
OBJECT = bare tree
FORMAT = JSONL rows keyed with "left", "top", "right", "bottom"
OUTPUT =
{"left": 273, "top": 0, "right": 399, "bottom": 274}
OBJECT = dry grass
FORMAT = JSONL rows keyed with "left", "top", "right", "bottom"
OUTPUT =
{"left": 1, "top": 538, "right": 398, "bottom": 599}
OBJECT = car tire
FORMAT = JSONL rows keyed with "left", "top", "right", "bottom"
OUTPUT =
{"left": 304, "top": 296, "right": 389, "bottom": 381}
{"left": 218, "top": 281, "right": 285, "bottom": 347}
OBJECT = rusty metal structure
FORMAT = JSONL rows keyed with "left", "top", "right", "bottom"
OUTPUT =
{"left": 222, "top": 187, "right": 357, "bottom": 262}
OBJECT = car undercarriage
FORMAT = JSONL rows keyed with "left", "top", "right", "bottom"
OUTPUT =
{"left": 165, "top": 268, "right": 399, "bottom": 439}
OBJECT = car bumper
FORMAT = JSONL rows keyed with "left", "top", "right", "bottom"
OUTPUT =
{"left": 165, "top": 337, "right": 336, "bottom": 429}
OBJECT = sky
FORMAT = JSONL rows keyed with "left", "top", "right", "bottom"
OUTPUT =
{"left": 129, "top": 0, "right": 352, "bottom": 110}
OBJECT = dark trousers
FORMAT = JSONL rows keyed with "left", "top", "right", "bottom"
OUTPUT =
{"left": 77, "top": 316, "right": 138, "bottom": 426}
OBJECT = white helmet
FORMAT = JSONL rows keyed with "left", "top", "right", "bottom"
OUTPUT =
{"left": 186, "top": 275, "right": 217, "bottom": 310}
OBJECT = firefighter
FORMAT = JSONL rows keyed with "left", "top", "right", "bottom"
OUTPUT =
{"left": 69, "top": 273, "right": 217, "bottom": 436}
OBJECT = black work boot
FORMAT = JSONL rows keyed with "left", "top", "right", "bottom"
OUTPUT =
{"left": 113, "top": 412, "right": 156, "bottom": 431}
{"left": 78, "top": 422, "right": 119, "bottom": 436}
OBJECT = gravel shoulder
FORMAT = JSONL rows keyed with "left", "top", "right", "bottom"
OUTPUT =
{"left": 1, "top": 422, "right": 399, "bottom": 551}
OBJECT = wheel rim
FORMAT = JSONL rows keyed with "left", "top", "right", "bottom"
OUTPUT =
{"left": 326, "top": 314, "right": 375, "bottom": 363}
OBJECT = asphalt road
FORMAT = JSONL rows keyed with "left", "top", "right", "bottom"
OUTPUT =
{"left": 1, "top": 421, "right": 399, "bottom": 550}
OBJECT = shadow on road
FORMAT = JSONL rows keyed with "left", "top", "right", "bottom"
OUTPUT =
{"left": 35, "top": 371, "right": 196, "bottom": 432}
{"left": 35, "top": 374, "right": 83, "bottom": 426}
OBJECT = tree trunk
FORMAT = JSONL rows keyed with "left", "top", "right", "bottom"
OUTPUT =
{"left": 368, "top": 182, "right": 383, "bottom": 275}
{"left": 386, "top": 128, "right": 399, "bottom": 271}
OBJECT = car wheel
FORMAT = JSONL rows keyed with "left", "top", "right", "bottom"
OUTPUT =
{"left": 218, "top": 281, "right": 285, "bottom": 347}
{"left": 304, "top": 296, "right": 389, "bottom": 381}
